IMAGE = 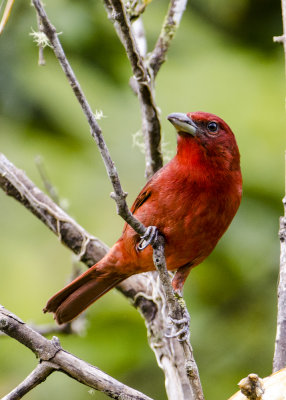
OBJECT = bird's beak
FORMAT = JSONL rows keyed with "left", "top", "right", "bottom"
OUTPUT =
{"left": 167, "top": 113, "right": 197, "bottom": 136}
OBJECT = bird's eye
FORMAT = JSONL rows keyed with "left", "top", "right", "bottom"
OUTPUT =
{"left": 207, "top": 121, "right": 218, "bottom": 133}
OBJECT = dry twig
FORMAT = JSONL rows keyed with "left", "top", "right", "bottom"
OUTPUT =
{"left": 0, "top": 305, "right": 153, "bottom": 400}
{"left": 103, "top": 0, "right": 163, "bottom": 179}
{"left": 148, "top": 0, "right": 188, "bottom": 77}
{"left": 2, "top": 363, "right": 55, "bottom": 400}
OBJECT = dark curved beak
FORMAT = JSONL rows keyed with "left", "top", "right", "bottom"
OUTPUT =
{"left": 167, "top": 113, "right": 197, "bottom": 136}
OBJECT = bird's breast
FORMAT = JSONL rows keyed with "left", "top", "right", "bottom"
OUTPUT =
{"left": 122, "top": 165, "right": 242, "bottom": 272}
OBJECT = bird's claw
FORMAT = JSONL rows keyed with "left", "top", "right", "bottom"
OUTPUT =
{"left": 165, "top": 314, "right": 190, "bottom": 342}
{"left": 137, "top": 226, "right": 158, "bottom": 251}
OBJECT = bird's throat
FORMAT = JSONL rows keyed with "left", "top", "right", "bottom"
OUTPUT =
{"left": 176, "top": 135, "right": 208, "bottom": 168}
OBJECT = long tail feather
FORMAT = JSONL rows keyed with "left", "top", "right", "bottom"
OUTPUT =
{"left": 44, "top": 264, "right": 127, "bottom": 324}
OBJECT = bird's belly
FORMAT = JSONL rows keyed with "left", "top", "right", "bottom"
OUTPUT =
{"left": 160, "top": 200, "right": 236, "bottom": 270}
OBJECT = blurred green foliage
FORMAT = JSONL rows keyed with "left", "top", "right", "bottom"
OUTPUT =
{"left": 0, "top": 0, "right": 285, "bottom": 399}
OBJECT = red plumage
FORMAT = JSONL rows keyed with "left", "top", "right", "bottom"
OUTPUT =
{"left": 44, "top": 111, "right": 242, "bottom": 324}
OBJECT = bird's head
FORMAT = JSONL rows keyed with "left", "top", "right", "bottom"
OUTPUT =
{"left": 167, "top": 111, "right": 240, "bottom": 172}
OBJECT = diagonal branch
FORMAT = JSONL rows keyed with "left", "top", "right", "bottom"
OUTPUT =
{"left": 0, "top": 305, "right": 154, "bottom": 400}
{"left": 31, "top": 0, "right": 146, "bottom": 237}
{"left": 2, "top": 362, "right": 56, "bottom": 400}
{"left": 0, "top": 153, "right": 109, "bottom": 267}
{"left": 103, "top": 0, "right": 163, "bottom": 179}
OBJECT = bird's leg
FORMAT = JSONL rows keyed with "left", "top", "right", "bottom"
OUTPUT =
{"left": 137, "top": 225, "right": 159, "bottom": 250}
{"left": 163, "top": 263, "right": 194, "bottom": 341}
{"left": 172, "top": 262, "right": 193, "bottom": 293}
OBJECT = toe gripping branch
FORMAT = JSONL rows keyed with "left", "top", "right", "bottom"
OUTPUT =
{"left": 166, "top": 312, "right": 190, "bottom": 342}
{"left": 137, "top": 226, "right": 159, "bottom": 251}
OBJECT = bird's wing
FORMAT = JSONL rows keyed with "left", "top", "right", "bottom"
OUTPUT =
{"left": 130, "top": 188, "right": 151, "bottom": 214}
{"left": 121, "top": 188, "right": 152, "bottom": 236}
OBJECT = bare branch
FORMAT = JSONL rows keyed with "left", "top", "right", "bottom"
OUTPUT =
{"left": 273, "top": 154, "right": 286, "bottom": 371}
{"left": 0, "top": 323, "right": 72, "bottom": 337}
{"left": 0, "top": 153, "right": 108, "bottom": 266}
{"left": 31, "top": 0, "right": 147, "bottom": 237}
{"left": 148, "top": 0, "right": 188, "bottom": 77}
{"left": 103, "top": 0, "right": 163, "bottom": 178}
{"left": 0, "top": 305, "right": 154, "bottom": 400}
{"left": 2, "top": 362, "right": 56, "bottom": 400}
{"left": 152, "top": 236, "right": 204, "bottom": 400}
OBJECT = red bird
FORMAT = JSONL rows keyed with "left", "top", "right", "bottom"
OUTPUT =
{"left": 44, "top": 111, "right": 242, "bottom": 324}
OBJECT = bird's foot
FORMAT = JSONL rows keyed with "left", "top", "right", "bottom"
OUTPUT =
{"left": 137, "top": 226, "right": 159, "bottom": 251}
{"left": 165, "top": 312, "right": 190, "bottom": 342}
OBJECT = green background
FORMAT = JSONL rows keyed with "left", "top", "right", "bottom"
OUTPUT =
{"left": 0, "top": 0, "right": 285, "bottom": 398}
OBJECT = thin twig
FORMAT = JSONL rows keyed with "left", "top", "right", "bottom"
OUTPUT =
{"left": 148, "top": 0, "right": 188, "bottom": 77}
{"left": 0, "top": 305, "right": 154, "bottom": 400}
{"left": 31, "top": 0, "right": 146, "bottom": 236}
{"left": 2, "top": 362, "right": 56, "bottom": 400}
{"left": 35, "top": 155, "right": 60, "bottom": 205}
{"left": 103, "top": 0, "right": 163, "bottom": 178}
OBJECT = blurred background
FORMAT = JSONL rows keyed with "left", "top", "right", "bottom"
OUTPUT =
{"left": 0, "top": 0, "right": 285, "bottom": 398}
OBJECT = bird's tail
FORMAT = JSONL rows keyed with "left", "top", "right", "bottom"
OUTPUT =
{"left": 43, "top": 259, "right": 128, "bottom": 324}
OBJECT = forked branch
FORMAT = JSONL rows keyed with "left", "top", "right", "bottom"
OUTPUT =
{"left": 2, "top": 363, "right": 55, "bottom": 400}
{"left": 103, "top": 0, "right": 163, "bottom": 178}
{"left": 0, "top": 305, "right": 153, "bottom": 400}
{"left": 32, "top": 0, "right": 146, "bottom": 238}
